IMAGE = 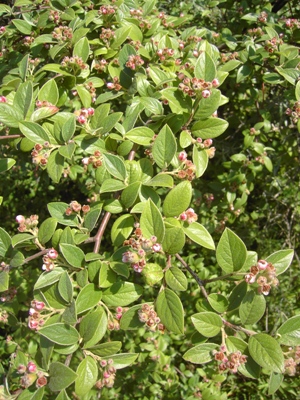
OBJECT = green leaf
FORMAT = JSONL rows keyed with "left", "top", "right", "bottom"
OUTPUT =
{"left": 62, "top": 115, "right": 76, "bottom": 142}
{"left": 58, "top": 272, "right": 73, "bottom": 303}
{"left": 160, "top": 88, "right": 190, "bottom": 114}
{"left": 277, "top": 315, "right": 300, "bottom": 346}
{"left": 193, "top": 146, "right": 208, "bottom": 178}
{"left": 55, "top": 390, "right": 71, "bottom": 400}
{"left": 165, "top": 266, "right": 187, "bottom": 291}
{"left": 74, "top": 357, "right": 98, "bottom": 397}
{"left": 125, "top": 126, "right": 154, "bottom": 145}
{"left": 192, "top": 118, "right": 228, "bottom": 139}
{"left": 34, "top": 268, "right": 65, "bottom": 290}
{"left": 145, "top": 174, "right": 174, "bottom": 188}
{"left": 191, "top": 312, "right": 222, "bottom": 337}
{"left": 13, "top": 81, "right": 33, "bottom": 118}
{"left": 11, "top": 233, "right": 34, "bottom": 247}
{"left": 140, "top": 96, "right": 163, "bottom": 115}
{"left": 140, "top": 199, "right": 165, "bottom": 243}
{"left": 227, "top": 280, "right": 248, "bottom": 312}
{"left": 60, "top": 244, "right": 85, "bottom": 268}
{"left": 49, "top": 362, "right": 77, "bottom": 391}
{"left": 19, "top": 121, "right": 50, "bottom": 145}
{"left": 163, "top": 181, "right": 192, "bottom": 217}
{"left": 142, "top": 263, "right": 164, "bottom": 286}
{"left": 38, "top": 217, "right": 57, "bottom": 245}
{"left": 58, "top": 143, "right": 76, "bottom": 160}
{"left": 111, "top": 214, "right": 135, "bottom": 247}
{"left": 121, "top": 182, "right": 141, "bottom": 208}
{"left": 30, "top": 106, "right": 59, "bottom": 122}
{"left": 239, "top": 290, "right": 266, "bottom": 325}
{"left": 0, "top": 103, "right": 23, "bottom": 127}
{"left": 162, "top": 218, "right": 185, "bottom": 254}
{"left": 46, "top": 150, "right": 64, "bottom": 183}
{"left": 62, "top": 300, "right": 77, "bottom": 325}
{"left": 152, "top": 124, "right": 177, "bottom": 168}
{"left": 83, "top": 202, "right": 102, "bottom": 232}
{"left": 120, "top": 304, "right": 145, "bottom": 330}
{"left": 268, "top": 372, "right": 284, "bottom": 396}
{"left": 76, "top": 283, "right": 102, "bottom": 314}
{"left": 248, "top": 334, "right": 284, "bottom": 373}
{"left": 156, "top": 288, "right": 184, "bottom": 334}
{"left": 100, "top": 179, "right": 126, "bottom": 193}
{"left": 207, "top": 293, "right": 228, "bottom": 313}
{"left": 48, "top": 202, "right": 79, "bottom": 227}
{"left": 275, "top": 66, "right": 300, "bottom": 85}
{"left": 39, "top": 323, "right": 79, "bottom": 346}
{"left": 100, "top": 112, "right": 122, "bottom": 135}
{"left": 99, "top": 263, "right": 117, "bottom": 288}
{"left": 102, "top": 353, "right": 138, "bottom": 369}
{"left": 38, "top": 79, "right": 59, "bottom": 105}
{"left": 80, "top": 307, "right": 108, "bottom": 348}
{"left": 103, "top": 153, "right": 126, "bottom": 180}
{"left": 73, "top": 37, "right": 90, "bottom": 62}
{"left": 102, "top": 282, "right": 143, "bottom": 306}
{"left": 0, "top": 158, "right": 16, "bottom": 173}
{"left": 88, "top": 341, "right": 122, "bottom": 357}
{"left": 237, "top": 64, "right": 252, "bottom": 83}
{"left": 0, "top": 271, "right": 9, "bottom": 292}
{"left": 183, "top": 343, "right": 219, "bottom": 364}
{"left": 216, "top": 228, "right": 247, "bottom": 273}
{"left": 195, "top": 51, "right": 216, "bottom": 81}
{"left": 12, "top": 19, "right": 32, "bottom": 34}
{"left": 0, "top": 228, "right": 11, "bottom": 256}
{"left": 266, "top": 249, "right": 294, "bottom": 275}
{"left": 183, "top": 222, "right": 215, "bottom": 250}
{"left": 296, "top": 80, "right": 300, "bottom": 101}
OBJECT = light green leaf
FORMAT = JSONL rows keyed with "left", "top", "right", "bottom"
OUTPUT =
{"left": 38, "top": 79, "right": 59, "bottom": 105}
{"left": 38, "top": 217, "right": 57, "bottom": 245}
{"left": 165, "top": 266, "right": 187, "bottom": 291}
{"left": 0, "top": 271, "right": 9, "bottom": 292}
{"left": 39, "top": 323, "right": 79, "bottom": 346}
{"left": 192, "top": 117, "right": 228, "bottom": 139}
{"left": 60, "top": 243, "right": 85, "bottom": 269}
{"left": 183, "top": 222, "right": 215, "bottom": 250}
{"left": 119, "top": 304, "right": 145, "bottom": 330}
{"left": 47, "top": 202, "right": 79, "bottom": 227}
{"left": 152, "top": 124, "right": 177, "bottom": 168}
{"left": 58, "top": 272, "right": 73, "bottom": 304}
{"left": 89, "top": 341, "right": 122, "bottom": 357}
{"left": 0, "top": 103, "right": 23, "bottom": 127}
{"left": 183, "top": 343, "right": 219, "bottom": 364}
{"left": 277, "top": 315, "right": 300, "bottom": 346}
{"left": 75, "top": 356, "right": 98, "bottom": 397}
{"left": 140, "top": 199, "right": 165, "bottom": 243}
{"left": 160, "top": 88, "right": 190, "bottom": 113}
{"left": 0, "top": 158, "right": 16, "bottom": 173}
{"left": 216, "top": 228, "right": 247, "bottom": 273}
{"left": 49, "top": 362, "right": 77, "bottom": 391}
{"left": 193, "top": 146, "right": 209, "bottom": 178}
{"left": 0, "top": 228, "right": 11, "bottom": 257}
{"left": 249, "top": 334, "right": 284, "bottom": 373}
{"left": 103, "top": 153, "right": 126, "bottom": 181}
{"left": 19, "top": 121, "right": 50, "bottom": 145}
{"left": 101, "top": 353, "right": 138, "bottom": 369}
{"left": 144, "top": 174, "right": 174, "bottom": 188}
{"left": 73, "top": 37, "right": 90, "bottom": 62}
{"left": 46, "top": 150, "right": 64, "bottom": 184}
{"left": 239, "top": 290, "right": 266, "bottom": 325}
{"left": 13, "top": 80, "right": 33, "bottom": 118}
{"left": 111, "top": 214, "right": 135, "bottom": 247}
{"left": 163, "top": 181, "right": 192, "bottom": 217}
{"left": 156, "top": 288, "right": 184, "bottom": 334}
{"left": 102, "top": 282, "right": 143, "bottom": 306}
{"left": 266, "top": 249, "right": 294, "bottom": 275}
{"left": 125, "top": 126, "right": 154, "bottom": 145}
{"left": 162, "top": 218, "right": 185, "bottom": 254}
{"left": 80, "top": 307, "right": 108, "bottom": 348}
{"left": 76, "top": 283, "right": 102, "bottom": 314}
{"left": 191, "top": 312, "right": 222, "bottom": 337}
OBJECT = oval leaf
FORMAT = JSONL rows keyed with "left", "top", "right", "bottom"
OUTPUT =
{"left": 156, "top": 288, "right": 184, "bottom": 334}
{"left": 248, "top": 334, "right": 284, "bottom": 373}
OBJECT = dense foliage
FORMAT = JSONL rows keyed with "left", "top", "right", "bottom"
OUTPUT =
{"left": 0, "top": 0, "right": 299, "bottom": 398}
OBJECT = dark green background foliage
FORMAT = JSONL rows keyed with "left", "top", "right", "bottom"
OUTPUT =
{"left": 0, "top": 0, "right": 299, "bottom": 399}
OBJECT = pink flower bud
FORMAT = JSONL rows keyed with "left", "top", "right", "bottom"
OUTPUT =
{"left": 48, "top": 249, "right": 58, "bottom": 260}
{"left": 106, "top": 82, "right": 114, "bottom": 89}
{"left": 82, "top": 157, "right": 90, "bottom": 165}
{"left": 193, "top": 50, "right": 199, "bottom": 57}
{"left": 87, "top": 107, "right": 95, "bottom": 116}
{"left": 77, "top": 115, "right": 86, "bottom": 124}
{"left": 0, "top": 95, "right": 7, "bottom": 103}
{"left": 28, "top": 320, "right": 39, "bottom": 330}
{"left": 211, "top": 78, "right": 219, "bottom": 87}
{"left": 178, "top": 151, "right": 187, "bottom": 161}
{"left": 35, "top": 301, "right": 45, "bottom": 311}
{"left": 257, "top": 259, "right": 268, "bottom": 270}
{"left": 152, "top": 243, "right": 161, "bottom": 252}
{"left": 202, "top": 90, "right": 211, "bottom": 98}
{"left": 16, "top": 215, "right": 25, "bottom": 224}
{"left": 180, "top": 212, "right": 187, "bottom": 221}
{"left": 27, "top": 362, "right": 37, "bottom": 373}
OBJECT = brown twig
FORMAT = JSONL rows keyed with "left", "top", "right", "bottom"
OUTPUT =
{"left": 221, "top": 318, "right": 256, "bottom": 336}
{"left": 0, "top": 135, "right": 22, "bottom": 140}
{"left": 175, "top": 253, "right": 208, "bottom": 299}
{"left": 23, "top": 249, "right": 48, "bottom": 264}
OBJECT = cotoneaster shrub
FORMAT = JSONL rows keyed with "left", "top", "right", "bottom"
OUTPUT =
{"left": 0, "top": 0, "right": 299, "bottom": 399}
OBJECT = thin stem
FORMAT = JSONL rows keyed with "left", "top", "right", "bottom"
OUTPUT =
{"left": 175, "top": 253, "right": 208, "bottom": 299}
{"left": 0, "top": 135, "right": 22, "bottom": 140}
{"left": 203, "top": 272, "right": 246, "bottom": 284}
{"left": 23, "top": 249, "right": 48, "bottom": 264}
{"left": 65, "top": 353, "right": 73, "bottom": 367}
{"left": 221, "top": 318, "right": 256, "bottom": 336}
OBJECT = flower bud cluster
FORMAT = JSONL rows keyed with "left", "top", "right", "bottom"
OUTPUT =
{"left": 178, "top": 76, "right": 219, "bottom": 98}
{"left": 264, "top": 37, "right": 282, "bottom": 54}
{"left": 179, "top": 208, "right": 198, "bottom": 224}
{"left": 52, "top": 26, "right": 73, "bottom": 42}
{"left": 99, "top": 5, "right": 116, "bottom": 16}
{"left": 220, "top": 52, "right": 239, "bottom": 64}
{"left": 65, "top": 200, "right": 90, "bottom": 216}
{"left": 75, "top": 107, "right": 95, "bottom": 125}
{"left": 245, "top": 259, "right": 278, "bottom": 295}
{"left": 203, "top": 193, "right": 214, "bottom": 207}
{"left": 93, "top": 58, "right": 107, "bottom": 73}
{"left": 84, "top": 81, "right": 96, "bottom": 102}
{"left": 177, "top": 151, "right": 197, "bottom": 180}
{"left": 18, "top": 361, "right": 47, "bottom": 388}
{"left": 31, "top": 143, "right": 51, "bottom": 166}
{"left": 214, "top": 346, "right": 247, "bottom": 373}
{"left": 125, "top": 54, "right": 144, "bottom": 70}
{"left": 23, "top": 36, "right": 34, "bottom": 47}
{"left": 36, "top": 100, "right": 55, "bottom": 108}
{"left": 42, "top": 248, "right": 58, "bottom": 271}
{"left": 156, "top": 47, "right": 176, "bottom": 62}
{"left": 138, "top": 303, "right": 165, "bottom": 333}
{"left": 284, "top": 346, "right": 300, "bottom": 376}
{"left": 16, "top": 214, "right": 39, "bottom": 233}
{"left": 0, "top": 287, "right": 17, "bottom": 303}
{"left": 248, "top": 27, "right": 263, "bottom": 37}
{"left": 61, "top": 55, "right": 87, "bottom": 70}
{"left": 258, "top": 11, "right": 268, "bottom": 23}
{"left": 285, "top": 18, "right": 300, "bottom": 29}
{"left": 48, "top": 10, "right": 60, "bottom": 24}
{"left": 107, "top": 306, "right": 128, "bottom": 331}
{"left": 100, "top": 28, "right": 115, "bottom": 44}
{"left": 0, "top": 261, "right": 9, "bottom": 273}
{"left": 156, "top": 11, "right": 173, "bottom": 28}
{"left": 0, "top": 26, "right": 6, "bottom": 34}
{"left": 96, "top": 359, "right": 116, "bottom": 389}
{"left": 286, "top": 100, "right": 300, "bottom": 124}
{"left": 82, "top": 150, "right": 102, "bottom": 168}
{"left": 122, "top": 225, "right": 161, "bottom": 273}
{"left": 28, "top": 299, "right": 46, "bottom": 330}
{"left": 0, "top": 310, "right": 8, "bottom": 323}
{"left": 106, "top": 76, "right": 122, "bottom": 91}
